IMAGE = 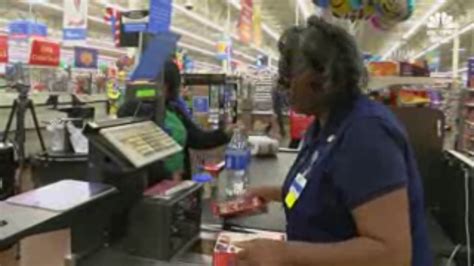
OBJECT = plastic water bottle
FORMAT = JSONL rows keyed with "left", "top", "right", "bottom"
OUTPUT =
{"left": 225, "top": 127, "right": 250, "bottom": 198}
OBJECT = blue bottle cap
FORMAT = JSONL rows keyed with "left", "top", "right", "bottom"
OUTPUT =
{"left": 192, "top": 173, "right": 213, "bottom": 183}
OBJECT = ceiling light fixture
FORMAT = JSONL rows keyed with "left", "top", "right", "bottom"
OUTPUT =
{"left": 381, "top": 41, "right": 402, "bottom": 60}
{"left": 413, "top": 22, "right": 474, "bottom": 60}
{"left": 403, "top": 0, "right": 446, "bottom": 39}
{"left": 297, "top": 0, "right": 311, "bottom": 21}
{"left": 380, "top": 0, "right": 446, "bottom": 60}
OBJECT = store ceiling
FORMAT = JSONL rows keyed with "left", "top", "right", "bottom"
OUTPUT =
{"left": 0, "top": 0, "right": 473, "bottom": 72}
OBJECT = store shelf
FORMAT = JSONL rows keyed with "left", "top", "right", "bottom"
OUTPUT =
{"left": 368, "top": 76, "right": 452, "bottom": 89}
{"left": 252, "top": 111, "right": 274, "bottom": 115}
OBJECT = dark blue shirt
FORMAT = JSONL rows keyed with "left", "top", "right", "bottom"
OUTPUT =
{"left": 282, "top": 96, "right": 432, "bottom": 266}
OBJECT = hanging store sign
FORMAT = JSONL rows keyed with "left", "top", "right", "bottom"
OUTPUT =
{"left": 468, "top": 58, "right": 474, "bottom": 88}
{"left": 148, "top": 0, "right": 172, "bottom": 33}
{"left": 238, "top": 0, "right": 253, "bottom": 44}
{"left": 253, "top": 3, "right": 262, "bottom": 48}
{"left": 63, "top": 0, "right": 88, "bottom": 45}
{"left": 8, "top": 20, "right": 48, "bottom": 40}
{"left": 216, "top": 36, "right": 232, "bottom": 61}
{"left": 74, "top": 47, "right": 98, "bottom": 69}
{"left": 29, "top": 39, "right": 60, "bottom": 67}
{"left": 122, "top": 10, "right": 149, "bottom": 33}
{"left": 0, "top": 35, "right": 8, "bottom": 63}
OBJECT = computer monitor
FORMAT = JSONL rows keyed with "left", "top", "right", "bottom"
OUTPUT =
{"left": 125, "top": 81, "right": 166, "bottom": 126}
{"left": 126, "top": 81, "right": 160, "bottom": 101}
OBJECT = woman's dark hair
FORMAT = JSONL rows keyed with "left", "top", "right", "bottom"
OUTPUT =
{"left": 163, "top": 59, "right": 182, "bottom": 102}
{"left": 278, "top": 16, "right": 367, "bottom": 107}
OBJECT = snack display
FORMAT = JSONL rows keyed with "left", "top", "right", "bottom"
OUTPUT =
{"left": 368, "top": 61, "right": 399, "bottom": 76}
{"left": 213, "top": 231, "right": 286, "bottom": 266}
{"left": 213, "top": 196, "right": 267, "bottom": 218}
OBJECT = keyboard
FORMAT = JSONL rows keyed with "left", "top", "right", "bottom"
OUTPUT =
{"left": 100, "top": 121, "right": 182, "bottom": 168}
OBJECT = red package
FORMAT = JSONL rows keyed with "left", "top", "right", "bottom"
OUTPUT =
{"left": 289, "top": 109, "right": 314, "bottom": 140}
{"left": 213, "top": 196, "right": 267, "bottom": 219}
{"left": 213, "top": 231, "right": 286, "bottom": 266}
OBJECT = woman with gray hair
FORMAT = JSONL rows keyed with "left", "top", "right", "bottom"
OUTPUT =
{"left": 237, "top": 16, "right": 432, "bottom": 266}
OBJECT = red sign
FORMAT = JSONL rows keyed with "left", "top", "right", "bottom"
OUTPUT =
{"left": 29, "top": 38, "right": 60, "bottom": 67}
{"left": 0, "top": 35, "right": 8, "bottom": 63}
{"left": 238, "top": 0, "right": 253, "bottom": 44}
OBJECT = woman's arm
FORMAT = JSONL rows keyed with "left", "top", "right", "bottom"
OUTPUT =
{"left": 172, "top": 105, "right": 230, "bottom": 150}
{"left": 284, "top": 188, "right": 411, "bottom": 266}
{"left": 247, "top": 186, "right": 282, "bottom": 203}
{"left": 237, "top": 188, "right": 411, "bottom": 266}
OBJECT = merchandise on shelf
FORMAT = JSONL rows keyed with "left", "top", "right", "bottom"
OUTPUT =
{"left": 368, "top": 61, "right": 399, "bottom": 76}
{"left": 368, "top": 60, "right": 430, "bottom": 77}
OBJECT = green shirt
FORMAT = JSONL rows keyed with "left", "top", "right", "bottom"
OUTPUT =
{"left": 164, "top": 109, "right": 187, "bottom": 174}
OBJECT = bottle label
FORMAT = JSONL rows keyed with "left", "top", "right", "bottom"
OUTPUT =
{"left": 225, "top": 151, "right": 248, "bottom": 170}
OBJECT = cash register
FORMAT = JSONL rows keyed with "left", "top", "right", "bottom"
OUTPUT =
{"left": 84, "top": 113, "right": 203, "bottom": 262}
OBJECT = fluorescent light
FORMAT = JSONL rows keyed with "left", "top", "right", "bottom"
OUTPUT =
{"left": 413, "top": 22, "right": 474, "bottom": 59}
{"left": 381, "top": 41, "right": 402, "bottom": 60}
{"left": 297, "top": 0, "right": 311, "bottom": 20}
{"left": 262, "top": 24, "right": 279, "bottom": 40}
{"left": 413, "top": 42, "right": 439, "bottom": 59}
{"left": 381, "top": 0, "right": 446, "bottom": 60}
{"left": 179, "top": 42, "right": 216, "bottom": 57}
{"left": 171, "top": 26, "right": 217, "bottom": 46}
{"left": 194, "top": 61, "right": 221, "bottom": 69}
{"left": 234, "top": 50, "right": 257, "bottom": 61}
{"left": 172, "top": 3, "right": 224, "bottom": 32}
{"left": 403, "top": 0, "right": 446, "bottom": 39}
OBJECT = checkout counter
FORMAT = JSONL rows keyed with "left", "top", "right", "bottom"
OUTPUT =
{"left": 81, "top": 152, "right": 297, "bottom": 266}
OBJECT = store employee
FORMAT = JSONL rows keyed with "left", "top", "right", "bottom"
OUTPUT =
{"left": 237, "top": 16, "right": 432, "bottom": 266}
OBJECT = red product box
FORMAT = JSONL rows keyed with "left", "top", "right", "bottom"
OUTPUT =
{"left": 213, "top": 231, "right": 286, "bottom": 266}
{"left": 212, "top": 196, "right": 267, "bottom": 219}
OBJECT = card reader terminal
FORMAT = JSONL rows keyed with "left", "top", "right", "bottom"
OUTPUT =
{"left": 99, "top": 121, "right": 182, "bottom": 168}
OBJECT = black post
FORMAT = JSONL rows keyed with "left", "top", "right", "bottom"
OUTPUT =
{"left": 28, "top": 100, "right": 47, "bottom": 154}
{"left": 2, "top": 100, "right": 17, "bottom": 143}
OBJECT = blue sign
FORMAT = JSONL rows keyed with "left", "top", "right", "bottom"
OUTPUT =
{"left": 193, "top": 96, "right": 209, "bottom": 113}
{"left": 130, "top": 32, "right": 180, "bottom": 81}
{"left": 8, "top": 20, "right": 48, "bottom": 39}
{"left": 63, "top": 29, "right": 87, "bottom": 41}
{"left": 148, "top": 0, "right": 172, "bottom": 33}
{"left": 74, "top": 47, "right": 98, "bottom": 69}
{"left": 124, "top": 23, "right": 148, "bottom": 33}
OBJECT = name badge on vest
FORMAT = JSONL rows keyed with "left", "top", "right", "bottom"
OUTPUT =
{"left": 285, "top": 173, "right": 308, "bottom": 209}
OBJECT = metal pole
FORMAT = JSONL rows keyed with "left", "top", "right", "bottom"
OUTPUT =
{"left": 295, "top": 1, "right": 299, "bottom": 25}
{"left": 452, "top": 24, "right": 460, "bottom": 80}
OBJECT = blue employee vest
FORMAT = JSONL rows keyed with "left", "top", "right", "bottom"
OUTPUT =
{"left": 282, "top": 96, "right": 433, "bottom": 266}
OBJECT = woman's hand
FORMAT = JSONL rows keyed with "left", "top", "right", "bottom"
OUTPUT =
{"left": 235, "top": 239, "right": 287, "bottom": 266}
{"left": 245, "top": 186, "right": 282, "bottom": 203}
